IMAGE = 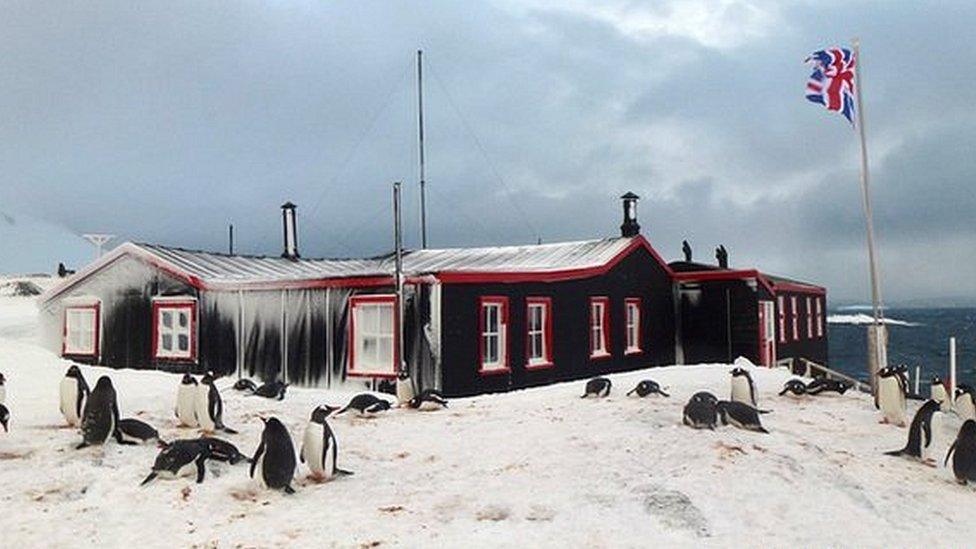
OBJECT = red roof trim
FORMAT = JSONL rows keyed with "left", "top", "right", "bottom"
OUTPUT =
{"left": 674, "top": 268, "right": 825, "bottom": 296}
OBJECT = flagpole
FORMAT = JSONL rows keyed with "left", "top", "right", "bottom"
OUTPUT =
{"left": 851, "top": 37, "right": 887, "bottom": 393}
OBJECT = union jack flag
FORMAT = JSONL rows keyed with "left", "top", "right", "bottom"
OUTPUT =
{"left": 805, "top": 47, "right": 857, "bottom": 126}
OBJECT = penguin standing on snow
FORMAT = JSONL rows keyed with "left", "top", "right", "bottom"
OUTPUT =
{"left": 141, "top": 439, "right": 211, "bottom": 486}
{"left": 930, "top": 377, "right": 950, "bottom": 412}
{"left": 730, "top": 367, "right": 757, "bottom": 406}
{"left": 954, "top": 385, "right": 976, "bottom": 421}
{"left": 301, "top": 405, "right": 353, "bottom": 481}
{"left": 175, "top": 374, "right": 198, "bottom": 428}
{"left": 875, "top": 367, "right": 908, "bottom": 426}
{"left": 60, "top": 366, "right": 90, "bottom": 427}
{"left": 716, "top": 400, "right": 770, "bottom": 433}
{"left": 945, "top": 420, "right": 976, "bottom": 485}
{"left": 194, "top": 373, "right": 237, "bottom": 434}
{"left": 779, "top": 379, "right": 808, "bottom": 397}
{"left": 0, "top": 403, "right": 8, "bottom": 432}
{"left": 396, "top": 369, "right": 416, "bottom": 407}
{"left": 408, "top": 389, "right": 449, "bottom": 411}
{"left": 885, "top": 399, "right": 942, "bottom": 462}
{"left": 683, "top": 392, "right": 718, "bottom": 430}
{"left": 77, "top": 376, "right": 126, "bottom": 449}
{"left": 336, "top": 394, "right": 392, "bottom": 416}
{"left": 581, "top": 377, "right": 612, "bottom": 398}
{"left": 627, "top": 380, "right": 669, "bottom": 398}
{"left": 250, "top": 417, "right": 297, "bottom": 494}
{"left": 118, "top": 418, "right": 163, "bottom": 445}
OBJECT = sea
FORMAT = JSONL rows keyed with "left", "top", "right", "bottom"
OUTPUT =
{"left": 828, "top": 307, "right": 976, "bottom": 389}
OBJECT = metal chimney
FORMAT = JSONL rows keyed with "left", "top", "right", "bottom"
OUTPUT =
{"left": 281, "top": 202, "right": 299, "bottom": 260}
{"left": 620, "top": 192, "right": 640, "bottom": 237}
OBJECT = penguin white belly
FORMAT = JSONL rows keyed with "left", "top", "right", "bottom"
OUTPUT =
{"left": 159, "top": 461, "right": 198, "bottom": 480}
{"left": 878, "top": 377, "right": 906, "bottom": 425}
{"left": 956, "top": 397, "right": 976, "bottom": 421}
{"left": 730, "top": 378, "right": 754, "bottom": 406}
{"left": 922, "top": 412, "right": 942, "bottom": 461}
{"left": 0, "top": 385, "right": 5, "bottom": 404}
{"left": 176, "top": 387, "right": 198, "bottom": 427}
{"left": 302, "top": 423, "right": 325, "bottom": 475}
{"left": 418, "top": 400, "right": 443, "bottom": 412}
{"left": 195, "top": 388, "right": 215, "bottom": 432}
{"left": 255, "top": 453, "right": 268, "bottom": 488}
{"left": 397, "top": 378, "right": 415, "bottom": 406}
{"left": 60, "top": 378, "right": 81, "bottom": 426}
{"left": 932, "top": 385, "right": 949, "bottom": 412}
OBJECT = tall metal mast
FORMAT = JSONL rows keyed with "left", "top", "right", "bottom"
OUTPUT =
{"left": 393, "top": 181, "right": 406, "bottom": 375}
{"left": 417, "top": 49, "right": 428, "bottom": 249}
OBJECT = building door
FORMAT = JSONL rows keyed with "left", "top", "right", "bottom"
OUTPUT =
{"left": 758, "top": 300, "right": 776, "bottom": 367}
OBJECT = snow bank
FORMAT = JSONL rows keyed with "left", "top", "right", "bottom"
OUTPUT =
{"left": 0, "top": 294, "right": 974, "bottom": 547}
{"left": 828, "top": 313, "right": 918, "bottom": 327}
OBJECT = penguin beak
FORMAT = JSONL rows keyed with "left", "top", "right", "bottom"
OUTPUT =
{"left": 258, "top": 416, "right": 268, "bottom": 424}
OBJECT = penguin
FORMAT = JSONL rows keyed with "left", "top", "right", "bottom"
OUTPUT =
{"left": 396, "top": 369, "right": 416, "bottom": 407}
{"left": 779, "top": 379, "right": 808, "bottom": 397}
{"left": 250, "top": 417, "right": 297, "bottom": 494}
{"left": 118, "top": 418, "right": 163, "bottom": 445}
{"left": 198, "top": 437, "right": 251, "bottom": 465}
{"left": 626, "top": 380, "right": 669, "bottom": 398}
{"left": 945, "top": 420, "right": 976, "bottom": 485}
{"left": 232, "top": 379, "right": 258, "bottom": 393}
{"left": 0, "top": 372, "right": 6, "bottom": 404}
{"left": 60, "top": 365, "right": 91, "bottom": 428}
{"left": 175, "top": 374, "right": 198, "bottom": 428}
{"left": 729, "top": 367, "right": 757, "bottom": 406}
{"left": 581, "top": 377, "right": 612, "bottom": 398}
{"left": 141, "top": 439, "right": 211, "bottom": 486}
{"left": 885, "top": 399, "right": 942, "bottom": 462}
{"left": 716, "top": 400, "right": 770, "bottom": 433}
{"left": 300, "top": 405, "right": 353, "bottom": 481}
{"left": 194, "top": 373, "right": 237, "bottom": 434}
{"left": 931, "top": 377, "right": 950, "bottom": 413}
{"left": 806, "top": 378, "right": 852, "bottom": 395}
{"left": 77, "top": 376, "right": 126, "bottom": 449}
{"left": 875, "top": 367, "right": 908, "bottom": 426}
{"left": 0, "top": 403, "right": 8, "bottom": 432}
{"left": 683, "top": 392, "right": 718, "bottom": 430}
{"left": 954, "top": 385, "right": 976, "bottom": 421}
{"left": 336, "top": 394, "right": 392, "bottom": 416}
{"left": 408, "top": 389, "right": 449, "bottom": 411}
{"left": 252, "top": 380, "right": 288, "bottom": 400}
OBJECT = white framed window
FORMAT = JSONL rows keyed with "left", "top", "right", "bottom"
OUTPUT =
{"left": 791, "top": 296, "right": 799, "bottom": 341}
{"left": 479, "top": 297, "right": 508, "bottom": 374}
{"left": 625, "top": 298, "right": 641, "bottom": 354}
{"left": 526, "top": 297, "right": 552, "bottom": 368}
{"left": 816, "top": 297, "right": 824, "bottom": 338}
{"left": 349, "top": 295, "right": 396, "bottom": 377}
{"left": 777, "top": 295, "right": 786, "bottom": 343}
{"left": 153, "top": 299, "right": 196, "bottom": 360}
{"left": 590, "top": 297, "right": 610, "bottom": 358}
{"left": 806, "top": 296, "right": 814, "bottom": 339}
{"left": 63, "top": 304, "right": 100, "bottom": 357}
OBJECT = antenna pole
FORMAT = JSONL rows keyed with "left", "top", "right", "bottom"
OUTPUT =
{"left": 228, "top": 224, "right": 234, "bottom": 254}
{"left": 393, "top": 181, "right": 406, "bottom": 375}
{"left": 417, "top": 49, "right": 428, "bottom": 249}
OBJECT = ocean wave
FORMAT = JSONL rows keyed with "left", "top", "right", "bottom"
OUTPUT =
{"left": 827, "top": 313, "right": 919, "bottom": 327}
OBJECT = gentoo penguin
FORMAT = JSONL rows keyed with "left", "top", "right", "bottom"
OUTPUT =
{"left": 954, "top": 385, "right": 976, "bottom": 421}
{"left": 0, "top": 403, "right": 8, "bottom": 432}
{"left": 408, "top": 389, "right": 449, "bottom": 411}
{"left": 945, "top": 420, "right": 976, "bottom": 485}
{"left": 60, "top": 366, "right": 91, "bottom": 427}
{"left": 875, "top": 367, "right": 908, "bottom": 426}
{"left": 336, "top": 394, "right": 392, "bottom": 416}
{"left": 806, "top": 378, "right": 852, "bottom": 395}
{"left": 198, "top": 436, "right": 251, "bottom": 465}
{"left": 396, "top": 369, "right": 416, "bottom": 407}
{"left": 627, "top": 380, "right": 670, "bottom": 398}
{"left": 118, "top": 418, "right": 163, "bottom": 445}
{"left": 581, "top": 377, "right": 612, "bottom": 398}
{"left": 77, "top": 376, "right": 125, "bottom": 449}
{"left": 0, "top": 372, "right": 6, "bottom": 404}
{"left": 716, "top": 400, "right": 770, "bottom": 433}
{"left": 232, "top": 379, "right": 258, "bottom": 393}
{"left": 301, "top": 405, "right": 353, "bottom": 481}
{"left": 885, "top": 399, "right": 942, "bottom": 462}
{"left": 250, "top": 417, "right": 297, "bottom": 494}
{"left": 683, "top": 392, "right": 718, "bottom": 430}
{"left": 252, "top": 380, "right": 288, "bottom": 400}
{"left": 194, "top": 373, "right": 237, "bottom": 434}
{"left": 931, "top": 377, "right": 950, "bottom": 412}
{"left": 175, "top": 374, "right": 198, "bottom": 428}
{"left": 779, "top": 379, "right": 808, "bottom": 397}
{"left": 729, "top": 367, "right": 757, "bottom": 406}
{"left": 141, "top": 439, "right": 211, "bottom": 486}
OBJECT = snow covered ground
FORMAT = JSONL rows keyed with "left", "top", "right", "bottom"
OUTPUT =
{"left": 1, "top": 290, "right": 975, "bottom": 548}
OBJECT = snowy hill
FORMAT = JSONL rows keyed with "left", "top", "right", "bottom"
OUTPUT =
{"left": 0, "top": 211, "right": 93, "bottom": 275}
{"left": 0, "top": 292, "right": 974, "bottom": 547}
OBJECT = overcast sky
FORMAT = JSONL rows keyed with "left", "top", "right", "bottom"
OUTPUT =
{"left": 1, "top": 1, "right": 974, "bottom": 303}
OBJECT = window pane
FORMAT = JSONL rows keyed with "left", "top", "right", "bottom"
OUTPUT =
{"left": 379, "top": 305, "right": 393, "bottom": 333}
{"left": 179, "top": 311, "right": 188, "bottom": 328}
{"left": 162, "top": 311, "right": 173, "bottom": 329}
{"left": 178, "top": 334, "right": 189, "bottom": 351}
{"left": 162, "top": 334, "right": 173, "bottom": 350}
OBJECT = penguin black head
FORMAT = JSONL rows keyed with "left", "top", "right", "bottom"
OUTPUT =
{"left": 730, "top": 367, "right": 749, "bottom": 378}
{"left": 691, "top": 391, "right": 718, "bottom": 404}
{"left": 0, "top": 372, "right": 6, "bottom": 384}
{"left": 310, "top": 405, "right": 339, "bottom": 423}
{"left": 261, "top": 417, "right": 288, "bottom": 438}
{"left": 200, "top": 373, "right": 215, "bottom": 385}
{"left": 960, "top": 419, "right": 976, "bottom": 437}
{"left": 397, "top": 370, "right": 410, "bottom": 381}
{"left": 932, "top": 376, "right": 942, "bottom": 385}
{"left": 181, "top": 374, "right": 197, "bottom": 385}
{"left": 94, "top": 376, "right": 113, "bottom": 390}
{"left": 66, "top": 366, "right": 83, "bottom": 380}
{"left": 0, "top": 404, "right": 8, "bottom": 432}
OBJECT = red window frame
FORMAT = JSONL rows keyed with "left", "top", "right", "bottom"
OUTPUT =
{"left": 62, "top": 303, "right": 100, "bottom": 358}
{"left": 525, "top": 297, "right": 554, "bottom": 369}
{"left": 151, "top": 299, "right": 198, "bottom": 362}
{"left": 624, "top": 297, "right": 642, "bottom": 355}
{"left": 777, "top": 295, "right": 786, "bottom": 343}
{"left": 478, "top": 296, "right": 510, "bottom": 376}
{"left": 790, "top": 296, "right": 799, "bottom": 341}
{"left": 589, "top": 296, "right": 611, "bottom": 359}
{"left": 347, "top": 294, "right": 398, "bottom": 379}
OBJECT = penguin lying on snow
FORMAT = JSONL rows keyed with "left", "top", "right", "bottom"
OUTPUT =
{"left": 198, "top": 436, "right": 251, "bottom": 464}
{"left": 581, "top": 377, "right": 612, "bottom": 398}
{"left": 946, "top": 420, "right": 976, "bottom": 485}
{"left": 683, "top": 392, "right": 718, "bottom": 430}
{"left": 885, "top": 399, "right": 942, "bottom": 462}
{"left": 336, "top": 394, "right": 392, "bottom": 417}
{"left": 60, "top": 366, "right": 91, "bottom": 427}
{"left": 716, "top": 400, "right": 770, "bottom": 434}
{"left": 175, "top": 374, "right": 198, "bottom": 428}
{"left": 779, "top": 379, "right": 808, "bottom": 397}
{"left": 118, "top": 418, "right": 164, "bottom": 445}
{"left": 232, "top": 379, "right": 258, "bottom": 393}
{"left": 875, "top": 366, "right": 908, "bottom": 426}
{"left": 627, "top": 380, "right": 669, "bottom": 398}
{"left": 806, "top": 378, "right": 852, "bottom": 395}
{"left": 195, "top": 373, "right": 238, "bottom": 434}
{"left": 0, "top": 403, "right": 8, "bottom": 432}
{"left": 408, "top": 389, "right": 449, "bottom": 411}
{"left": 251, "top": 417, "right": 298, "bottom": 494}
{"left": 77, "top": 376, "right": 128, "bottom": 449}
{"left": 252, "top": 380, "right": 288, "bottom": 401}
{"left": 954, "top": 385, "right": 976, "bottom": 421}
{"left": 301, "top": 405, "right": 353, "bottom": 481}
{"left": 729, "top": 368, "right": 757, "bottom": 406}
{"left": 141, "top": 439, "right": 211, "bottom": 486}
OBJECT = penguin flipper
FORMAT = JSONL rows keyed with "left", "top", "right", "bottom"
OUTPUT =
{"left": 923, "top": 418, "right": 933, "bottom": 449}
{"left": 250, "top": 442, "right": 265, "bottom": 479}
{"left": 140, "top": 472, "right": 158, "bottom": 486}
{"left": 658, "top": 389, "right": 670, "bottom": 398}
{"left": 945, "top": 441, "right": 957, "bottom": 467}
{"left": 299, "top": 444, "right": 306, "bottom": 464}
{"left": 284, "top": 485, "right": 296, "bottom": 495}
{"left": 75, "top": 442, "right": 89, "bottom": 450}
{"left": 335, "top": 468, "right": 354, "bottom": 476}
{"left": 195, "top": 456, "right": 207, "bottom": 483}
{"left": 626, "top": 388, "right": 636, "bottom": 396}
{"left": 219, "top": 426, "right": 239, "bottom": 435}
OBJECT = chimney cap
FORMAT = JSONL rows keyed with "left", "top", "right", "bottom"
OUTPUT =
{"left": 281, "top": 201, "right": 297, "bottom": 209}
{"left": 620, "top": 191, "right": 639, "bottom": 200}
